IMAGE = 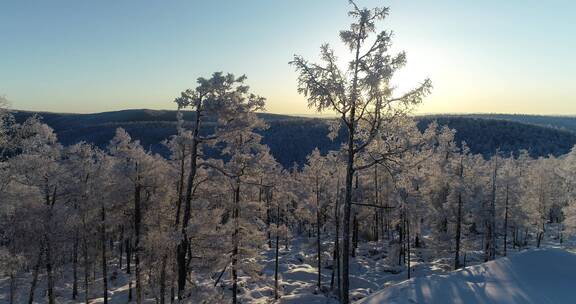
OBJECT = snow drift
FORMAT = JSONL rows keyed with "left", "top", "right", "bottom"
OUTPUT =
{"left": 358, "top": 248, "right": 576, "bottom": 304}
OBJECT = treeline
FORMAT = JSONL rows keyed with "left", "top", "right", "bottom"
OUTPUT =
{"left": 417, "top": 117, "right": 576, "bottom": 158}
{"left": 430, "top": 113, "right": 576, "bottom": 133}
{"left": 11, "top": 111, "right": 346, "bottom": 168}
{"left": 12, "top": 111, "right": 576, "bottom": 168}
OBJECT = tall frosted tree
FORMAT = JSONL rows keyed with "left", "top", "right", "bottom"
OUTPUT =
{"left": 496, "top": 155, "right": 521, "bottom": 256}
{"left": 301, "top": 148, "right": 336, "bottom": 291}
{"left": 521, "top": 156, "right": 562, "bottom": 248}
{"left": 9, "top": 117, "right": 64, "bottom": 304}
{"left": 290, "top": 2, "right": 431, "bottom": 301}
{"left": 217, "top": 131, "right": 269, "bottom": 304}
{"left": 63, "top": 142, "right": 103, "bottom": 303}
{"left": 109, "top": 128, "right": 163, "bottom": 303}
{"left": 172, "top": 72, "right": 265, "bottom": 299}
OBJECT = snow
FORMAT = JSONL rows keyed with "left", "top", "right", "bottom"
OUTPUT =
{"left": 357, "top": 248, "right": 576, "bottom": 304}
{"left": 2, "top": 234, "right": 574, "bottom": 304}
{"left": 241, "top": 237, "right": 464, "bottom": 303}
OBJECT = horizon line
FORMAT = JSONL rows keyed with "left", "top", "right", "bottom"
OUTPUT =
{"left": 9, "top": 107, "right": 576, "bottom": 118}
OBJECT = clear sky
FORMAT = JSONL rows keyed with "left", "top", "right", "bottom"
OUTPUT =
{"left": 1, "top": 0, "right": 574, "bottom": 115}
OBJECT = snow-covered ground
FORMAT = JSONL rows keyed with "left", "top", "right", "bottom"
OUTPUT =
{"left": 236, "top": 236, "right": 514, "bottom": 303}
{"left": 358, "top": 248, "right": 576, "bottom": 304}
{"left": 2, "top": 230, "right": 575, "bottom": 303}
{"left": 238, "top": 225, "right": 576, "bottom": 304}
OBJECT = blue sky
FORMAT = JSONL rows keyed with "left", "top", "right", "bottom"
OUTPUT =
{"left": 0, "top": 0, "right": 574, "bottom": 115}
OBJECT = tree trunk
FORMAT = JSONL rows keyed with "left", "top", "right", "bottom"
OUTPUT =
{"left": 27, "top": 249, "right": 42, "bottom": 304}
{"left": 100, "top": 205, "right": 108, "bottom": 304}
{"left": 331, "top": 178, "right": 340, "bottom": 294}
{"left": 486, "top": 158, "right": 497, "bottom": 261}
{"left": 134, "top": 183, "right": 143, "bottom": 304}
{"left": 316, "top": 175, "right": 322, "bottom": 290}
{"left": 266, "top": 186, "right": 272, "bottom": 249}
{"left": 160, "top": 254, "right": 167, "bottom": 304}
{"left": 186, "top": 241, "right": 193, "bottom": 276}
{"left": 454, "top": 192, "right": 463, "bottom": 269}
{"left": 83, "top": 233, "right": 90, "bottom": 304}
{"left": 454, "top": 159, "right": 464, "bottom": 269}
{"left": 537, "top": 231, "right": 543, "bottom": 248}
{"left": 285, "top": 222, "right": 290, "bottom": 250}
{"left": 175, "top": 145, "right": 186, "bottom": 230}
{"left": 9, "top": 272, "right": 15, "bottom": 304}
{"left": 406, "top": 213, "right": 411, "bottom": 279}
{"left": 170, "top": 275, "right": 175, "bottom": 304}
{"left": 398, "top": 217, "right": 404, "bottom": 266}
{"left": 8, "top": 231, "right": 17, "bottom": 304}
{"left": 147, "top": 267, "right": 156, "bottom": 304}
{"left": 135, "top": 245, "right": 142, "bottom": 304}
{"left": 274, "top": 203, "right": 281, "bottom": 300}
{"left": 172, "top": 150, "right": 185, "bottom": 303}
{"left": 177, "top": 105, "right": 202, "bottom": 299}
{"left": 126, "top": 238, "right": 132, "bottom": 302}
{"left": 232, "top": 182, "right": 240, "bottom": 304}
{"left": 72, "top": 229, "right": 79, "bottom": 300}
{"left": 45, "top": 235, "right": 55, "bottom": 304}
{"left": 374, "top": 164, "right": 380, "bottom": 242}
{"left": 385, "top": 198, "right": 391, "bottom": 240}
{"left": 484, "top": 219, "right": 491, "bottom": 262}
{"left": 558, "top": 223, "right": 563, "bottom": 244}
{"left": 351, "top": 213, "right": 358, "bottom": 258}
{"left": 341, "top": 112, "right": 355, "bottom": 304}
{"left": 119, "top": 229, "right": 123, "bottom": 270}
{"left": 43, "top": 186, "right": 56, "bottom": 304}
{"left": 503, "top": 183, "right": 509, "bottom": 256}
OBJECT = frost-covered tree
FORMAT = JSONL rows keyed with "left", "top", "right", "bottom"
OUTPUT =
{"left": 520, "top": 156, "right": 561, "bottom": 248}
{"left": 208, "top": 129, "right": 270, "bottom": 304}
{"left": 290, "top": 2, "right": 431, "bottom": 299}
{"left": 497, "top": 155, "right": 521, "bottom": 256}
{"left": 560, "top": 147, "right": 576, "bottom": 237}
{"left": 483, "top": 153, "right": 501, "bottom": 262}
{"left": 109, "top": 128, "right": 164, "bottom": 303}
{"left": 172, "top": 72, "right": 265, "bottom": 299}
{"left": 301, "top": 148, "right": 336, "bottom": 290}
{"left": 7, "top": 117, "right": 64, "bottom": 304}
{"left": 63, "top": 142, "right": 110, "bottom": 303}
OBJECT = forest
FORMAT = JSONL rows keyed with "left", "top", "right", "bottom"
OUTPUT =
{"left": 11, "top": 110, "right": 576, "bottom": 169}
{"left": 2, "top": 2, "right": 576, "bottom": 304}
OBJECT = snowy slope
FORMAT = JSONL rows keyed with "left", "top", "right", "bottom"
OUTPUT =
{"left": 357, "top": 248, "right": 576, "bottom": 304}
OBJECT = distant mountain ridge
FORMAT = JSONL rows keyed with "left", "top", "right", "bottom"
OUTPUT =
{"left": 12, "top": 109, "right": 576, "bottom": 167}
{"left": 422, "top": 113, "right": 576, "bottom": 134}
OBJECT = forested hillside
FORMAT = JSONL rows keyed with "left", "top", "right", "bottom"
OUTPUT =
{"left": 417, "top": 116, "right": 576, "bottom": 158}
{"left": 13, "top": 110, "right": 576, "bottom": 167}
{"left": 428, "top": 114, "right": 576, "bottom": 133}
